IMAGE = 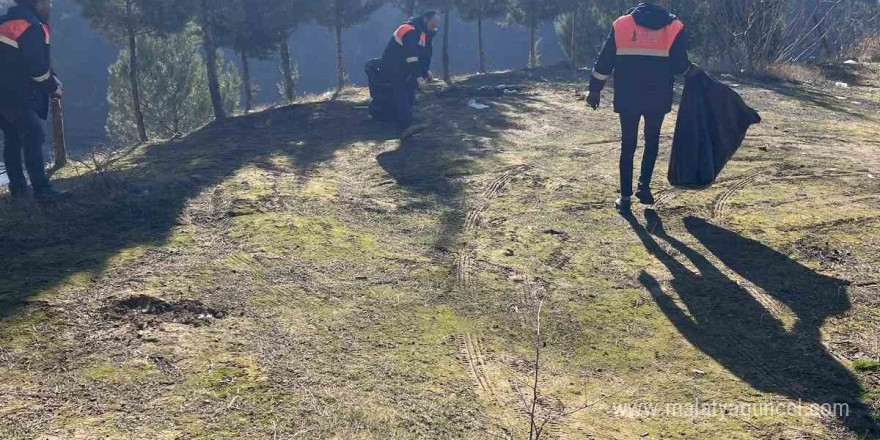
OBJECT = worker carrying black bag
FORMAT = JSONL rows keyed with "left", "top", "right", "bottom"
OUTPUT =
{"left": 668, "top": 71, "right": 761, "bottom": 189}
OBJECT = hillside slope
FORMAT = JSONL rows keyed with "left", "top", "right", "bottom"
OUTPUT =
{"left": 1, "top": 65, "right": 879, "bottom": 439}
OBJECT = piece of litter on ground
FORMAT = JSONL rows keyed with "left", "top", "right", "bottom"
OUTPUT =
{"left": 836, "top": 96, "right": 847, "bottom": 100}
{"left": 844, "top": 60, "right": 859, "bottom": 65}
{"left": 729, "top": 83, "right": 741, "bottom": 88}
{"left": 869, "top": 174, "right": 875, "bottom": 179}
{"left": 692, "top": 369, "right": 706, "bottom": 375}
{"left": 503, "top": 89, "right": 518, "bottom": 95}
{"left": 834, "top": 82, "right": 849, "bottom": 89}
{"left": 468, "top": 99, "right": 490, "bottom": 110}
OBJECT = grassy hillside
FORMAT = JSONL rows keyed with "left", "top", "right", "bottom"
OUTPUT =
{"left": 1, "top": 64, "right": 879, "bottom": 439}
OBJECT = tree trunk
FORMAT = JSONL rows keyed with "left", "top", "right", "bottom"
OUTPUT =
{"left": 477, "top": 16, "right": 486, "bottom": 73}
{"left": 812, "top": 13, "right": 832, "bottom": 60}
{"left": 528, "top": 19, "right": 538, "bottom": 69}
{"left": 241, "top": 50, "right": 252, "bottom": 113}
{"left": 279, "top": 40, "right": 296, "bottom": 102}
{"left": 126, "top": 0, "right": 147, "bottom": 142}
{"left": 569, "top": 10, "right": 577, "bottom": 68}
{"left": 442, "top": 9, "right": 451, "bottom": 84}
{"left": 200, "top": 0, "right": 226, "bottom": 120}
{"left": 335, "top": 23, "right": 344, "bottom": 92}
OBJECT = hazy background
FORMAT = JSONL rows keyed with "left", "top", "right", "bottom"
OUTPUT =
{"left": 47, "top": 1, "right": 565, "bottom": 154}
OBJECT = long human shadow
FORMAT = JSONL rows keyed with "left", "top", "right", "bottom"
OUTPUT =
{"left": 626, "top": 211, "right": 877, "bottom": 436}
{"left": 376, "top": 72, "right": 544, "bottom": 250}
{"left": 0, "top": 99, "right": 397, "bottom": 322}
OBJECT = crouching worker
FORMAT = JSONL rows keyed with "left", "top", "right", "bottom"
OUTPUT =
{"left": 0, "top": 0, "right": 67, "bottom": 200}
{"left": 375, "top": 10, "right": 439, "bottom": 140}
{"left": 586, "top": 0, "right": 698, "bottom": 212}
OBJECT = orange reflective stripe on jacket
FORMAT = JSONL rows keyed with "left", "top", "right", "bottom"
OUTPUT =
{"left": 613, "top": 15, "right": 683, "bottom": 58}
{"left": 0, "top": 19, "right": 31, "bottom": 48}
{"left": 393, "top": 24, "right": 416, "bottom": 46}
{"left": 393, "top": 23, "right": 427, "bottom": 47}
{"left": 0, "top": 19, "right": 49, "bottom": 48}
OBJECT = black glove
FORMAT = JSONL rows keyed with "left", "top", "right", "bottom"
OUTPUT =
{"left": 586, "top": 91, "right": 600, "bottom": 110}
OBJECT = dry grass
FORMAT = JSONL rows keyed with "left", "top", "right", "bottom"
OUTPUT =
{"left": 1, "top": 64, "right": 879, "bottom": 439}
{"left": 761, "top": 62, "right": 826, "bottom": 84}
{"left": 848, "top": 34, "right": 880, "bottom": 62}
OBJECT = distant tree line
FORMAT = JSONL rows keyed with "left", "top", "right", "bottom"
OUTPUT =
{"left": 556, "top": 0, "right": 879, "bottom": 72}
{"left": 67, "top": 0, "right": 878, "bottom": 144}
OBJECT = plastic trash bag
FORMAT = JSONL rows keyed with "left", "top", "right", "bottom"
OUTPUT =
{"left": 668, "top": 71, "right": 761, "bottom": 189}
{"left": 365, "top": 58, "right": 396, "bottom": 122}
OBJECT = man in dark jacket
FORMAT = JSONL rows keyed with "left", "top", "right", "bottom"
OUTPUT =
{"left": 379, "top": 10, "right": 440, "bottom": 139}
{"left": 0, "top": 0, "right": 66, "bottom": 200}
{"left": 586, "top": 1, "right": 697, "bottom": 212}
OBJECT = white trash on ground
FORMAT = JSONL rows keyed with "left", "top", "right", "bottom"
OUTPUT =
{"left": 844, "top": 60, "right": 859, "bottom": 65}
{"left": 834, "top": 82, "right": 849, "bottom": 89}
{"left": 468, "top": 99, "right": 490, "bottom": 110}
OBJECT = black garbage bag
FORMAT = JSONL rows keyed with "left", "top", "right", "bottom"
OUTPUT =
{"left": 365, "top": 58, "right": 396, "bottom": 122}
{"left": 668, "top": 71, "right": 761, "bottom": 189}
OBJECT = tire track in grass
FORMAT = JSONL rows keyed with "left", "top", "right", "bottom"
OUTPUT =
{"left": 463, "top": 204, "right": 487, "bottom": 231}
{"left": 457, "top": 333, "right": 495, "bottom": 396}
{"left": 653, "top": 189, "right": 679, "bottom": 209}
{"left": 454, "top": 253, "right": 473, "bottom": 290}
{"left": 457, "top": 165, "right": 532, "bottom": 290}
{"left": 713, "top": 167, "right": 778, "bottom": 220}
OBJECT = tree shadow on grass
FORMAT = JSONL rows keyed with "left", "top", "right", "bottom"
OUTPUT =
{"left": 732, "top": 74, "right": 875, "bottom": 120}
{"left": 626, "top": 210, "right": 878, "bottom": 437}
{"left": 376, "top": 70, "right": 549, "bottom": 251}
{"left": 0, "top": 98, "right": 399, "bottom": 322}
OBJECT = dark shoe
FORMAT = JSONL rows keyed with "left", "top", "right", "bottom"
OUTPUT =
{"left": 615, "top": 196, "right": 632, "bottom": 213}
{"left": 400, "top": 123, "right": 429, "bottom": 140}
{"left": 635, "top": 184, "right": 655, "bottom": 205}
{"left": 33, "top": 186, "right": 71, "bottom": 201}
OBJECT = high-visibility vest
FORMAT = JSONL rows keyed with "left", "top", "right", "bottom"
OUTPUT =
{"left": 613, "top": 15, "right": 683, "bottom": 58}
{"left": 0, "top": 18, "right": 50, "bottom": 49}
{"left": 393, "top": 23, "right": 427, "bottom": 48}
{"left": 0, "top": 17, "right": 52, "bottom": 84}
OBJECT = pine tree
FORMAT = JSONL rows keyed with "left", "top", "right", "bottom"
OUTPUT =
{"left": 211, "top": 0, "right": 291, "bottom": 113}
{"left": 275, "top": 0, "right": 317, "bottom": 103}
{"left": 391, "top": 0, "right": 423, "bottom": 17}
{"left": 74, "top": 0, "right": 180, "bottom": 142}
{"left": 441, "top": 5, "right": 452, "bottom": 83}
{"left": 106, "top": 25, "right": 240, "bottom": 144}
{"left": 508, "top": 0, "right": 562, "bottom": 68}
{"left": 454, "top": 0, "right": 508, "bottom": 73}
{"left": 314, "top": 0, "right": 384, "bottom": 93}
{"left": 554, "top": 0, "right": 610, "bottom": 68}
{"left": 139, "top": 0, "right": 236, "bottom": 120}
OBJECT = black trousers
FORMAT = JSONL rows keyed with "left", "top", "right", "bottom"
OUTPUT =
{"left": 619, "top": 112, "right": 665, "bottom": 198}
{"left": 392, "top": 78, "right": 415, "bottom": 130}
{"left": 0, "top": 108, "right": 49, "bottom": 192}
